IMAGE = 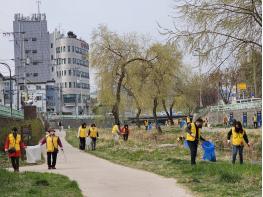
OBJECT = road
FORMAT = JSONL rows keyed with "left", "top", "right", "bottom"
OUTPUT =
{"left": 20, "top": 130, "right": 192, "bottom": 197}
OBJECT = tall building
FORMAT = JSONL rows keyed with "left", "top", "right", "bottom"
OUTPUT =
{"left": 13, "top": 13, "right": 51, "bottom": 84}
{"left": 50, "top": 30, "right": 90, "bottom": 115}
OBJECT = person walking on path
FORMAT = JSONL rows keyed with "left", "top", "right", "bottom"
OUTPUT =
{"left": 77, "top": 123, "right": 88, "bottom": 150}
{"left": 4, "top": 127, "right": 26, "bottom": 172}
{"left": 223, "top": 115, "right": 228, "bottom": 129}
{"left": 40, "top": 129, "right": 63, "bottom": 169}
{"left": 121, "top": 124, "right": 130, "bottom": 141}
{"left": 112, "top": 123, "right": 121, "bottom": 145}
{"left": 227, "top": 121, "right": 250, "bottom": 164}
{"left": 185, "top": 118, "right": 207, "bottom": 165}
{"left": 253, "top": 114, "right": 258, "bottom": 129}
{"left": 88, "top": 123, "right": 99, "bottom": 150}
{"left": 144, "top": 120, "right": 148, "bottom": 131}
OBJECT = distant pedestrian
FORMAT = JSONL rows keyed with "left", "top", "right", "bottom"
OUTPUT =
{"left": 148, "top": 122, "right": 153, "bottom": 131}
{"left": 40, "top": 129, "right": 63, "bottom": 169}
{"left": 185, "top": 118, "right": 207, "bottom": 165}
{"left": 58, "top": 121, "right": 63, "bottom": 132}
{"left": 253, "top": 114, "right": 258, "bottom": 128}
{"left": 88, "top": 123, "right": 99, "bottom": 150}
{"left": 4, "top": 127, "right": 26, "bottom": 172}
{"left": 223, "top": 115, "right": 228, "bottom": 129}
{"left": 227, "top": 121, "right": 250, "bottom": 164}
{"left": 121, "top": 124, "right": 129, "bottom": 141}
{"left": 112, "top": 122, "right": 121, "bottom": 144}
{"left": 144, "top": 120, "right": 148, "bottom": 131}
{"left": 77, "top": 123, "right": 88, "bottom": 150}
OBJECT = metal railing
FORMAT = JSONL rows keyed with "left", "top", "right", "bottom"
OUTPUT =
{"left": 48, "top": 114, "right": 103, "bottom": 120}
{"left": 0, "top": 104, "right": 24, "bottom": 119}
{"left": 210, "top": 100, "right": 262, "bottom": 112}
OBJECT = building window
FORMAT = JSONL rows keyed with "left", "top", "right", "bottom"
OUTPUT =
{"left": 69, "top": 82, "right": 72, "bottom": 88}
{"left": 61, "top": 71, "right": 63, "bottom": 76}
{"left": 51, "top": 55, "right": 53, "bottom": 60}
{"left": 63, "top": 46, "right": 66, "bottom": 52}
{"left": 65, "top": 82, "right": 67, "bottom": 88}
{"left": 73, "top": 82, "right": 76, "bottom": 88}
{"left": 32, "top": 50, "right": 37, "bottom": 54}
{"left": 69, "top": 70, "right": 71, "bottom": 76}
{"left": 33, "top": 62, "right": 38, "bottom": 65}
{"left": 24, "top": 38, "right": 28, "bottom": 42}
{"left": 51, "top": 43, "right": 53, "bottom": 48}
{"left": 57, "top": 71, "right": 59, "bottom": 77}
{"left": 51, "top": 67, "right": 54, "bottom": 72}
{"left": 32, "top": 38, "right": 37, "bottom": 41}
{"left": 33, "top": 73, "right": 38, "bottom": 77}
{"left": 36, "top": 96, "right": 42, "bottom": 100}
{"left": 36, "top": 85, "right": 41, "bottom": 90}
{"left": 26, "top": 73, "right": 30, "bottom": 77}
{"left": 68, "top": 58, "right": 71, "bottom": 64}
{"left": 72, "top": 46, "right": 74, "bottom": 52}
{"left": 68, "top": 46, "right": 70, "bottom": 52}
{"left": 64, "top": 58, "right": 66, "bottom": 64}
{"left": 64, "top": 70, "right": 66, "bottom": 76}
{"left": 25, "top": 50, "right": 30, "bottom": 54}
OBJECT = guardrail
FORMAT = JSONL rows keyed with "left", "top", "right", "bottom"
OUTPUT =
{"left": 0, "top": 104, "right": 24, "bottom": 119}
{"left": 210, "top": 100, "right": 262, "bottom": 112}
{"left": 48, "top": 114, "right": 103, "bottom": 120}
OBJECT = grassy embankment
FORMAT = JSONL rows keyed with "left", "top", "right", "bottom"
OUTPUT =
{"left": 0, "top": 168, "right": 82, "bottom": 197}
{"left": 66, "top": 126, "right": 262, "bottom": 197}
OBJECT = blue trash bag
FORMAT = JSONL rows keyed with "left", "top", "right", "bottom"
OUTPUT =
{"left": 180, "top": 120, "right": 186, "bottom": 128}
{"left": 202, "top": 141, "right": 216, "bottom": 162}
{"left": 184, "top": 140, "right": 189, "bottom": 149}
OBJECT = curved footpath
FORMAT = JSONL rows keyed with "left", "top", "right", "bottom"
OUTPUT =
{"left": 20, "top": 130, "right": 192, "bottom": 197}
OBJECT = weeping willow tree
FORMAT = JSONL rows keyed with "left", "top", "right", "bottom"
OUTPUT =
{"left": 162, "top": 0, "right": 262, "bottom": 70}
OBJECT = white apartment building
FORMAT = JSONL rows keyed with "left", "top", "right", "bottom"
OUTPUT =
{"left": 50, "top": 30, "right": 90, "bottom": 115}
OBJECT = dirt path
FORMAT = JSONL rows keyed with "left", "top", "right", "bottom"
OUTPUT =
{"left": 20, "top": 131, "right": 192, "bottom": 197}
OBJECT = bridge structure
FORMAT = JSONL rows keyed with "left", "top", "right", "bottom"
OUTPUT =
{"left": 0, "top": 104, "right": 24, "bottom": 119}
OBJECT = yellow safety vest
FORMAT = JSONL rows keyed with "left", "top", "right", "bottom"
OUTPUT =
{"left": 253, "top": 116, "right": 257, "bottom": 122}
{"left": 231, "top": 128, "right": 245, "bottom": 146}
{"left": 186, "top": 123, "right": 201, "bottom": 141}
{"left": 89, "top": 127, "right": 98, "bottom": 138}
{"left": 79, "top": 127, "right": 87, "bottom": 138}
{"left": 112, "top": 125, "right": 119, "bottom": 134}
{"left": 186, "top": 117, "right": 191, "bottom": 123}
{"left": 46, "top": 135, "right": 58, "bottom": 152}
{"left": 8, "top": 133, "right": 21, "bottom": 151}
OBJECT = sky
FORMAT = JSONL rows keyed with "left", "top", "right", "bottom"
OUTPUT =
{"left": 0, "top": 0, "right": 196, "bottom": 91}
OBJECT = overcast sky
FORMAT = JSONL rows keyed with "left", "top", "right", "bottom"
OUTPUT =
{"left": 0, "top": 0, "right": 196, "bottom": 91}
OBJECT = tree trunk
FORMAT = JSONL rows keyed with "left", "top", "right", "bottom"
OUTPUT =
{"left": 153, "top": 97, "right": 162, "bottom": 133}
{"left": 169, "top": 99, "right": 176, "bottom": 125}
{"left": 162, "top": 99, "right": 174, "bottom": 125}
{"left": 112, "top": 68, "right": 125, "bottom": 124}
{"left": 135, "top": 107, "right": 142, "bottom": 128}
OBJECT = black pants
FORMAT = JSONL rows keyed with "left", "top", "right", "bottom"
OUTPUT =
{"left": 187, "top": 140, "right": 198, "bottom": 165}
{"left": 123, "top": 134, "right": 128, "bottom": 141}
{"left": 47, "top": 152, "right": 58, "bottom": 167}
{"left": 254, "top": 122, "right": 258, "bottom": 128}
{"left": 79, "top": 137, "right": 86, "bottom": 150}
{"left": 10, "top": 157, "right": 19, "bottom": 171}
{"left": 91, "top": 137, "right": 97, "bottom": 150}
{"left": 232, "top": 145, "right": 244, "bottom": 164}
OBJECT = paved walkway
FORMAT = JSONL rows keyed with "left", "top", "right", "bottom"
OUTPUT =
{"left": 20, "top": 131, "right": 192, "bottom": 197}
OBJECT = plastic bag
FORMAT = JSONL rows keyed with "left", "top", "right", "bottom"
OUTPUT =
{"left": 184, "top": 140, "right": 189, "bottom": 149}
{"left": 25, "top": 144, "right": 41, "bottom": 163}
{"left": 202, "top": 141, "right": 216, "bottom": 162}
{"left": 86, "top": 137, "right": 92, "bottom": 146}
{"left": 113, "top": 134, "right": 119, "bottom": 143}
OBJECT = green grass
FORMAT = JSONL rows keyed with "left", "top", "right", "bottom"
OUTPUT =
{"left": 66, "top": 127, "right": 262, "bottom": 197}
{"left": 0, "top": 168, "right": 82, "bottom": 197}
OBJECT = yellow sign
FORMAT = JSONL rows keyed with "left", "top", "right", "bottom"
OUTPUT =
{"left": 238, "top": 83, "right": 247, "bottom": 90}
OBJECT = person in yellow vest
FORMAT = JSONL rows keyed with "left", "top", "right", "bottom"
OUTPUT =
{"left": 4, "top": 127, "right": 26, "bottom": 172}
{"left": 88, "top": 123, "right": 99, "bottom": 150}
{"left": 185, "top": 118, "right": 207, "bottom": 165}
{"left": 77, "top": 123, "right": 88, "bottom": 150}
{"left": 112, "top": 122, "right": 121, "bottom": 144}
{"left": 40, "top": 129, "right": 63, "bottom": 169}
{"left": 227, "top": 121, "right": 250, "bottom": 164}
{"left": 253, "top": 113, "right": 258, "bottom": 129}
